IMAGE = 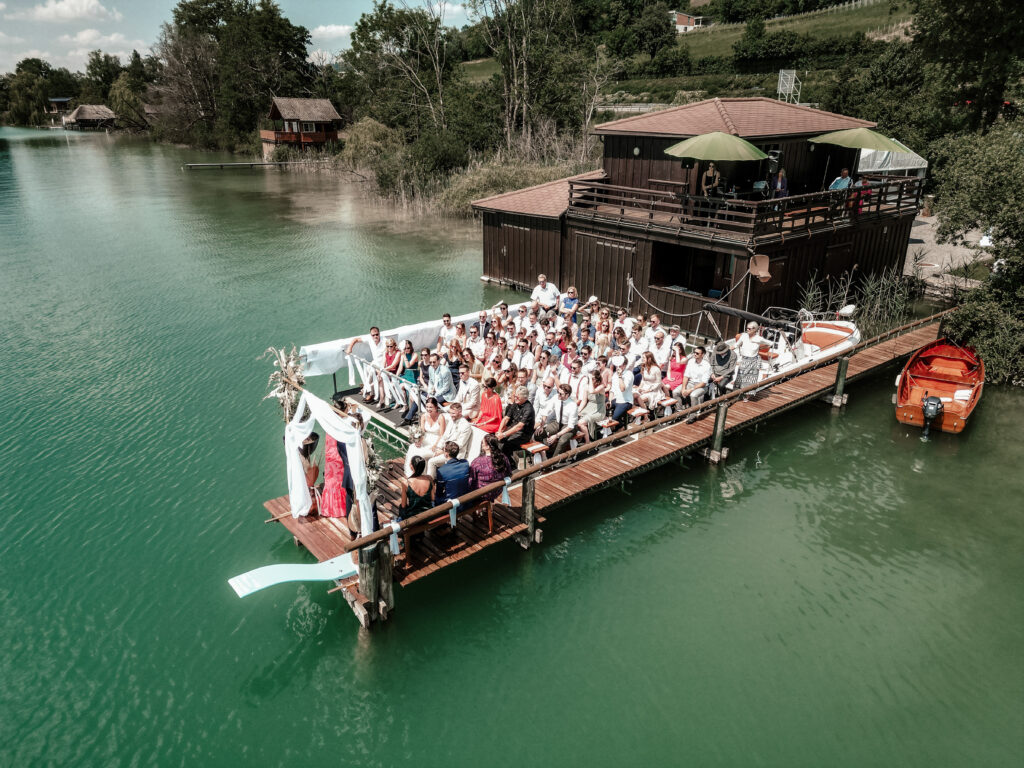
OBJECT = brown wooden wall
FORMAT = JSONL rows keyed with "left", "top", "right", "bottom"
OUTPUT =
{"left": 481, "top": 212, "right": 561, "bottom": 289}
{"left": 601, "top": 136, "right": 697, "bottom": 192}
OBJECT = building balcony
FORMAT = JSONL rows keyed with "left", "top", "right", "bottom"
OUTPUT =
{"left": 259, "top": 129, "right": 339, "bottom": 145}
{"left": 566, "top": 176, "right": 923, "bottom": 246}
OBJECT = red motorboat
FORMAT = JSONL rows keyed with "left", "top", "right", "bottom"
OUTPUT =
{"left": 895, "top": 338, "right": 984, "bottom": 437}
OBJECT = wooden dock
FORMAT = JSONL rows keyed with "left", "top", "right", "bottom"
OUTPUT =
{"left": 260, "top": 313, "right": 947, "bottom": 627}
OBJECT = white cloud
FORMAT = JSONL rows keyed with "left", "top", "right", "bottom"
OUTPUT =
{"left": 311, "top": 24, "right": 353, "bottom": 41}
{"left": 0, "top": 29, "right": 23, "bottom": 44}
{"left": 0, "top": 3, "right": 7, "bottom": 11}
{"left": 58, "top": 28, "right": 143, "bottom": 48}
{"left": 0, "top": 48, "right": 51, "bottom": 71}
{"left": 5, "top": 0, "right": 123, "bottom": 23}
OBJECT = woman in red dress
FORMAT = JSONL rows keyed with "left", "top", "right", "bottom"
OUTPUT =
{"left": 318, "top": 437, "right": 353, "bottom": 519}
{"left": 663, "top": 342, "right": 688, "bottom": 398}
{"left": 474, "top": 377, "right": 504, "bottom": 434}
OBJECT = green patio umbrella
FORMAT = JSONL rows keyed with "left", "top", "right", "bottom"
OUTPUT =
{"left": 664, "top": 131, "right": 769, "bottom": 162}
{"left": 808, "top": 127, "right": 909, "bottom": 153}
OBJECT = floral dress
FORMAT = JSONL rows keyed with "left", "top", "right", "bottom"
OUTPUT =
{"left": 319, "top": 438, "right": 349, "bottom": 518}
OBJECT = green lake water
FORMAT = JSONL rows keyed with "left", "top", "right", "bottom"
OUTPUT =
{"left": 1, "top": 127, "right": 1022, "bottom": 766}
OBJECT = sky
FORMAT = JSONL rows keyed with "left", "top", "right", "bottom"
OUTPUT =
{"left": 0, "top": 0, "right": 472, "bottom": 73}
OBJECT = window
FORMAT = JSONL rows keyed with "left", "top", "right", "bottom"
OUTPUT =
{"left": 301, "top": 122, "right": 315, "bottom": 133}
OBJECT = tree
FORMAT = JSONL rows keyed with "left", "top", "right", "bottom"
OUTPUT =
{"left": 109, "top": 71, "right": 148, "bottom": 129}
{"left": 635, "top": 1, "right": 676, "bottom": 58}
{"left": 933, "top": 121, "right": 1024, "bottom": 385}
{"left": 80, "top": 51, "right": 123, "bottom": 103}
{"left": 912, "top": 0, "right": 1024, "bottom": 131}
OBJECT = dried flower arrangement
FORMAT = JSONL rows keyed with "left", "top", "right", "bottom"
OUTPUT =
{"left": 262, "top": 346, "right": 305, "bottom": 422}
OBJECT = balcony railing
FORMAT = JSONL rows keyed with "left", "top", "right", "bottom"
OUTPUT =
{"left": 567, "top": 175, "right": 923, "bottom": 241}
{"left": 259, "top": 129, "right": 339, "bottom": 144}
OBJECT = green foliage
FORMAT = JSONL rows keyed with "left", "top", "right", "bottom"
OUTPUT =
{"left": 434, "top": 158, "right": 594, "bottom": 217}
{"left": 79, "top": 51, "right": 123, "bottom": 104}
{"left": 2, "top": 58, "right": 81, "bottom": 125}
{"left": 108, "top": 72, "right": 147, "bottom": 130}
{"left": 931, "top": 121, "right": 1024, "bottom": 385}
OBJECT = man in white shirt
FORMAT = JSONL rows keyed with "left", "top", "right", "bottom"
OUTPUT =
{"left": 567, "top": 358, "right": 589, "bottom": 408}
{"left": 650, "top": 330, "right": 672, "bottom": 370}
{"left": 346, "top": 326, "right": 386, "bottom": 403}
{"left": 579, "top": 345, "right": 598, "bottom": 374}
{"left": 668, "top": 324, "right": 685, "bottom": 349}
{"left": 471, "top": 310, "right": 491, "bottom": 338}
{"left": 512, "top": 304, "right": 529, "bottom": 332}
{"left": 532, "top": 376, "right": 558, "bottom": 423}
{"left": 429, "top": 402, "right": 473, "bottom": 475}
{"left": 676, "top": 346, "right": 712, "bottom": 419}
{"left": 453, "top": 364, "right": 481, "bottom": 420}
{"left": 538, "top": 383, "right": 578, "bottom": 458}
{"left": 466, "top": 324, "right": 486, "bottom": 358}
{"left": 521, "top": 309, "right": 541, "bottom": 338}
{"left": 437, "top": 313, "right": 457, "bottom": 350}
{"left": 613, "top": 307, "right": 634, "bottom": 336}
{"left": 645, "top": 313, "right": 664, "bottom": 342}
{"left": 511, "top": 338, "right": 535, "bottom": 371}
{"left": 530, "top": 274, "right": 561, "bottom": 318}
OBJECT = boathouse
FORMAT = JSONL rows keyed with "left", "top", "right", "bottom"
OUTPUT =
{"left": 46, "top": 97, "right": 72, "bottom": 116}
{"left": 260, "top": 97, "right": 342, "bottom": 159}
{"left": 64, "top": 104, "right": 115, "bottom": 130}
{"left": 472, "top": 98, "right": 922, "bottom": 336}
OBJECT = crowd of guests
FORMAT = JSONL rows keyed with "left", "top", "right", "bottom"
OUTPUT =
{"left": 343, "top": 274, "right": 770, "bottom": 522}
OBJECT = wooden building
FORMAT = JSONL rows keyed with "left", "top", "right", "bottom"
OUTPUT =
{"left": 260, "top": 97, "right": 342, "bottom": 159}
{"left": 64, "top": 104, "right": 116, "bottom": 130}
{"left": 472, "top": 98, "right": 922, "bottom": 336}
{"left": 46, "top": 97, "right": 72, "bottom": 116}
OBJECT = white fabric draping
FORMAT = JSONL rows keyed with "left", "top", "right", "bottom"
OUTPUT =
{"left": 285, "top": 390, "right": 374, "bottom": 537}
{"left": 300, "top": 301, "right": 531, "bottom": 377}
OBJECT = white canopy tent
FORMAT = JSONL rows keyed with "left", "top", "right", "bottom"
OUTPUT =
{"left": 856, "top": 138, "right": 928, "bottom": 179}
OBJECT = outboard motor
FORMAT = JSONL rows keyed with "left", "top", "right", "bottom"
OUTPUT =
{"left": 921, "top": 394, "right": 944, "bottom": 440}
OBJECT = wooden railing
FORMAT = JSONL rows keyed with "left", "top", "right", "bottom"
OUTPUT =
{"left": 567, "top": 175, "right": 924, "bottom": 240}
{"left": 333, "top": 308, "right": 953, "bottom": 557}
{"left": 259, "top": 129, "right": 338, "bottom": 144}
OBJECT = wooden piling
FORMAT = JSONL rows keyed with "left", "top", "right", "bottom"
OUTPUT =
{"left": 378, "top": 539, "right": 395, "bottom": 620}
{"left": 829, "top": 356, "right": 851, "bottom": 407}
{"left": 702, "top": 400, "right": 730, "bottom": 463}
{"left": 518, "top": 475, "right": 536, "bottom": 549}
{"left": 357, "top": 544, "right": 380, "bottom": 625}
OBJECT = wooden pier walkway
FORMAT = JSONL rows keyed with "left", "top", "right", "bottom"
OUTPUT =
{"left": 260, "top": 313, "right": 946, "bottom": 626}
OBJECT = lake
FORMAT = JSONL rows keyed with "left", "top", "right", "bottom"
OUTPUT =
{"left": 1, "top": 127, "right": 1021, "bottom": 766}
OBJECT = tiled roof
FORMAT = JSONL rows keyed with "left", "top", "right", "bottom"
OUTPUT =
{"left": 269, "top": 97, "right": 342, "bottom": 122}
{"left": 594, "top": 97, "right": 875, "bottom": 139}
{"left": 472, "top": 170, "right": 606, "bottom": 219}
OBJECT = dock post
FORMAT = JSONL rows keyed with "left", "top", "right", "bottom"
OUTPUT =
{"left": 517, "top": 475, "right": 536, "bottom": 549}
{"left": 357, "top": 544, "right": 381, "bottom": 627}
{"left": 377, "top": 539, "right": 395, "bottom": 621}
{"left": 829, "top": 356, "right": 851, "bottom": 407}
{"left": 702, "top": 401, "right": 730, "bottom": 464}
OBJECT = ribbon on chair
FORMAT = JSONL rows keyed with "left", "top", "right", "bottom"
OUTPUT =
{"left": 501, "top": 477, "right": 512, "bottom": 505}
{"left": 346, "top": 354, "right": 356, "bottom": 387}
{"left": 388, "top": 521, "right": 402, "bottom": 554}
{"left": 449, "top": 498, "right": 460, "bottom": 528}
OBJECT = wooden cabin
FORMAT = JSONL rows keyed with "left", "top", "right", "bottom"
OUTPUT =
{"left": 64, "top": 104, "right": 116, "bottom": 130}
{"left": 46, "top": 97, "right": 72, "bottom": 116}
{"left": 260, "top": 97, "right": 342, "bottom": 159}
{"left": 472, "top": 98, "right": 923, "bottom": 337}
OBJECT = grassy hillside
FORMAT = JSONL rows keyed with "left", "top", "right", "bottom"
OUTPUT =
{"left": 684, "top": 1, "right": 913, "bottom": 59}
{"left": 462, "top": 58, "right": 500, "bottom": 83}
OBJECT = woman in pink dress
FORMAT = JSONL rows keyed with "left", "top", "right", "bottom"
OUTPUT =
{"left": 663, "top": 342, "right": 688, "bottom": 398}
{"left": 318, "top": 437, "right": 352, "bottom": 519}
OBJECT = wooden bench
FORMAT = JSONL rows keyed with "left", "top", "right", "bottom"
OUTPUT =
{"left": 658, "top": 397, "right": 678, "bottom": 416}
{"left": 521, "top": 440, "right": 550, "bottom": 466}
{"left": 396, "top": 499, "right": 494, "bottom": 554}
{"left": 598, "top": 417, "right": 619, "bottom": 439}
{"left": 627, "top": 406, "right": 649, "bottom": 425}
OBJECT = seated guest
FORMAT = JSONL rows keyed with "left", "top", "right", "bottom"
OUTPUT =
{"left": 677, "top": 346, "right": 712, "bottom": 421}
{"left": 400, "top": 347, "right": 432, "bottom": 424}
{"left": 444, "top": 339, "right": 462, "bottom": 380}
{"left": 453, "top": 363, "right": 482, "bottom": 419}
{"left": 609, "top": 357, "right": 633, "bottom": 428}
{"left": 828, "top": 167, "right": 852, "bottom": 190}
{"left": 453, "top": 321, "right": 468, "bottom": 350}
{"left": 435, "top": 441, "right": 471, "bottom": 503}
{"left": 614, "top": 308, "right": 634, "bottom": 336}
{"left": 701, "top": 162, "right": 721, "bottom": 196}
{"left": 579, "top": 344, "right": 597, "bottom": 374}
{"left": 469, "top": 434, "right": 512, "bottom": 501}
{"left": 496, "top": 386, "right": 535, "bottom": 461}
{"left": 577, "top": 327, "right": 596, "bottom": 353}
{"left": 578, "top": 370, "right": 607, "bottom": 442}
{"left": 708, "top": 341, "right": 738, "bottom": 397}
{"left": 441, "top": 401, "right": 473, "bottom": 460}
{"left": 663, "top": 342, "right": 688, "bottom": 398}
{"left": 419, "top": 396, "right": 448, "bottom": 476}
{"left": 511, "top": 338, "right": 535, "bottom": 370}
{"left": 558, "top": 286, "right": 579, "bottom": 324}
{"left": 645, "top": 314, "right": 665, "bottom": 342}
{"left": 532, "top": 375, "right": 558, "bottom": 424}
{"left": 399, "top": 455, "right": 434, "bottom": 520}
{"left": 461, "top": 348, "right": 484, "bottom": 383}
{"left": 474, "top": 377, "right": 503, "bottom": 434}
{"left": 530, "top": 273, "right": 561, "bottom": 318}
{"left": 437, "top": 313, "right": 457, "bottom": 351}
{"left": 466, "top": 324, "right": 486, "bottom": 357}
{"left": 404, "top": 428, "right": 434, "bottom": 477}
{"left": 612, "top": 326, "right": 628, "bottom": 352}
{"left": 594, "top": 319, "right": 612, "bottom": 357}
{"left": 636, "top": 351, "right": 663, "bottom": 411}
{"left": 668, "top": 324, "right": 685, "bottom": 348}
{"left": 585, "top": 295, "right": 601, "bottom": 318}
{"left": 650, "top": 330, "right": 672, "bottom": 371}
{"left": 427, "top": 352, "right": 455, "bottom": 405}
{"left": 537, "top": 383, "right": 578, "bottom": 458}
{"left": 471, "top": 310, "right": 491, "bottom": 338}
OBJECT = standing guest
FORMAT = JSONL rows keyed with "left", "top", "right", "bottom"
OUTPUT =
{"left": 578, "top": 370, "right": 607, "bottom": 442}
{"left": 471, "top": 310, "right": 491, "bottom": 338}
{"left": 495, "top": 386, "right": 535, "bottom": 461}
{"left": 614, "top": 308, "right": 634, "bottom": 336}
{"left": 380, "top": 337, "right": 403, "bottom": 410}
{"left": 708, "top": 340, "right": 738, "bottom": 397}
{"left": 828, "top": 167, "right": 852, "bottom": 190}
{"left": 609, "top": 357, "right": 634, "bottom": 428}
{"left": 399, "top": 455, "right": 434, "bottom": 519}
{"left": 427, "top": 353, "right": 455, "bottom": 405}
{"left": 677, "top": 346, "right": 712, "bottom": 420}
{"left": 558, "top": 286, "right": 580, "bottom": 324}
{"left": 437, "top": 313, "right": 457, "bottom": 350}
{"left": 474, "top": 377, "right": 503, "bottom": 434}
{"left": 663, "top": 342, "right": 688, "bottom": 398}
{"left": 346, "top": 326, "right": 385, "bottom": 403}
{"left": 637, "top": 351, "right": 663, "bottom": 411}
{"left": 735, "top": 321, "right": 767, "bottom": 398}
{"left": 466, "top": 324, "right": 486, "bottom": 357}
{"left": 469, "top": 434, "right": 512, "bottom": 501}
{"left": 453, "top": 364, "right": 482, "bottom": 419}
{"left": 701, "top": 161, "right": 721, "bottom": 196}
{"left": 772, "top": 168, "right": 789, "bottom": 199}
{"left": 531, "top": 274, "right": 561, "bottom": 318}
{"left": 319, "top": 434, "right": 356, "bottom": 520}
